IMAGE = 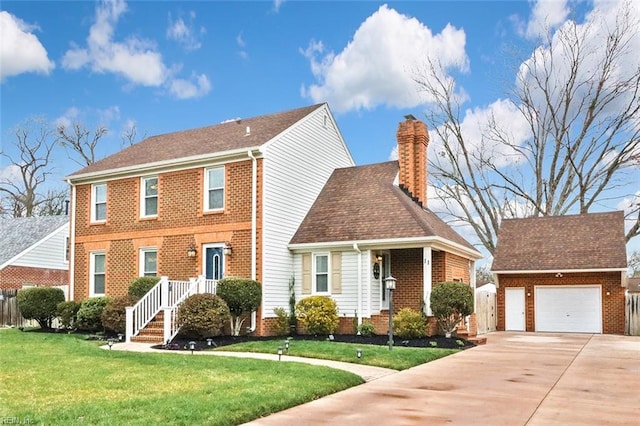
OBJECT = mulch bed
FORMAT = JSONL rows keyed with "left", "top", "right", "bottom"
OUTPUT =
{"left": 154, "top": 333, "right": 475, "bottom": 351}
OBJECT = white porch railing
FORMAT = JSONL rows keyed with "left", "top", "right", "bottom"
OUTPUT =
{"left": 125, "top": 275, "right": 217, "bottom": 343}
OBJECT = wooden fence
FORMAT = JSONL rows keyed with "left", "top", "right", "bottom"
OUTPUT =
{"left": 1, "top": 286, "right": 69, "bottom": 328}
{"left": 475, "top": 286, "right": 497, "bottom": 335}
{"left": 626, "top": 293, "right": 640, "bottom": 336}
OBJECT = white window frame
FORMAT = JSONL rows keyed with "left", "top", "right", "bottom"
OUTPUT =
{"left": 89, "top": 251, "right": 106, "bottom": 297}
{"left": 91, "top": 183, "right": 107, "bottom": 223}
{"left": 313, "top": 253, "right": 331, "bottom": 295}
{"left": 204, "top": 166, "right": 225, "bottom": 212}
{"left": 139, "top": 248, "right": 158, "bottom": 277}
{"left": 140, "top": 176, "right": 159, "bottom": 218}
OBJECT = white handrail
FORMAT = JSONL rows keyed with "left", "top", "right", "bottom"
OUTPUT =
{"left": 163, "top": 276, "right": 218, "bottom": 343}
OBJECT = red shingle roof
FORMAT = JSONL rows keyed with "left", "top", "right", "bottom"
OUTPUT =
{"left": 67, "top": 104, "right": 324, "bottom": 178}
{"left": 492, "top": 211, "right": 627, "bottom": 271}
{"left": 289, "top": 161, "right": 476, "bottom": 251}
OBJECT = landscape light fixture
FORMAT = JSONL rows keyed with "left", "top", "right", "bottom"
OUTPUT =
{"left": 117, "top": 333, "right": 123, "bottom": 341}
{"left": 385, "top": 275, "right": 397, "bottom": 351}
{"left": 206, "top": 338, "right": 213, "bottom": 346}
{"left": 284, "top": 339, "right": 290, "bottom": 352}
{"left": 356, "top": 348, "right": 362, "bottom": 359}
{"left": 187, "top": 245, "right": 197, "bottom": 258}
{"left": 189, "top": 341, "right": 196, "bottom": 354}
{"left": 277, "top": 346, "right": 283, "bottom": 361}
{"left": 107, "top": 339, "right": 114, "bottom": 350}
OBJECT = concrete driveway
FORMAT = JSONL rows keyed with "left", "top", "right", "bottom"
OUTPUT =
{"left": 245, "top": 332, "right": 640, "bottom": 425}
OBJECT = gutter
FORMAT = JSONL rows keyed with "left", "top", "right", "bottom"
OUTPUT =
{"left": 247, "top": 150, "right": 258, "bottom": 332}
{"left": 67, "top": 179, "right": 76, "bottom": 301}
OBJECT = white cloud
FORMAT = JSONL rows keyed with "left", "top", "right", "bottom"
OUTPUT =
{"left": 273, "top": 0, "right": 285, "bottom": 13}
{"left": 55, "top": 107, "right": 81, "bottom": 129}
{"left": 0, "top": 11, "right": 55, "bottom": 81}
{"left": 237, "top": 32, "right": 248, "bottom": 60}
{"left": 167, "top": 11, "right": 204, "bottom": 51}
{"left": 169, "top": 73, "right": 211, "bottom": 99}
{"left": 523, "top": 0, "right": 570, "bottom": 40}
{"left": 0, "top": 164, "right": 22, "bottom": 182}
{"left": 301, "top": 4, "right": 468, "bottom": 113}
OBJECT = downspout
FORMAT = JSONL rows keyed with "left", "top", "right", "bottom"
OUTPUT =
{"left": 247, "top": 150, "right": 258, "bottom": 331}
{"left": 353, "top": 242, "right": 362, "bottom": 333}
{"left": 66, "top": 179, "right": 76, "bottom": 301}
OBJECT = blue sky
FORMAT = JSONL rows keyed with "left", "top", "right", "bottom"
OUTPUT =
{"left": 1, "top": 0, "right": 639, "bottom": 261}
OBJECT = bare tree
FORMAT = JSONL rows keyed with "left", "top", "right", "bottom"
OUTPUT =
{"left": 629, "top": 250, "right": 640, "bottom": 277}
{"left": 37, "top": 188, "right": 69, "bottom": 216}
{"left": 120, "top": 123, "right": 146, "bottom": 148}
{"left": 415, "top": 3, "right": 640, "bottom": 254}
{"left": 57, "top": 122, "right": 108, "bottom": 166}
{"left": 0, "top": 118, "right": 57, "bottom": 217}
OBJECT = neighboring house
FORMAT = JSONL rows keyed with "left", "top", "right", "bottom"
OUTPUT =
{"left": 66, "top": 104, "right": 481, "bottom": 341}
{"left": 0, "top": 216, "right": 70, "bottom": 296}
{"left": 491, "top": 212, "right": 628, "bottom": 334}
{"left": 627, "top": 277, "right": 640, "bottom": 293}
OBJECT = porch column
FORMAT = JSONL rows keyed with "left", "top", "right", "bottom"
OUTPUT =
{"left": 423, "top": 247, "right": 432, "bottom": 316}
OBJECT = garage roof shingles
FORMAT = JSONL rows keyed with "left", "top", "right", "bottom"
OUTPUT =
{"left": 68, "top": 104, "right": 323, "bottom": 178}
{"left": 492, "top": 211, "right": 627, "bottom": 272}
{"left": 290, "top": 161, "right": 475, "bottom": 250}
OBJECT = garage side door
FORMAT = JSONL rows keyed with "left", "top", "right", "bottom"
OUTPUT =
{"left": 535, "top": 286, "right": 601, "bottom": 333}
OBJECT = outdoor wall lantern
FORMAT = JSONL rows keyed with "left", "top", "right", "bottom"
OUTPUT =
{"left": 187, "top": 245, "right": 197, "bottom": 258}
{"left": 223, "top": 242, "right": 233, "bottom": 256}
{"left": 189, "top": 341, "right": 196, "bottom": 354}
{"left": 385, "top": 275, "right": 397, "bottom": 351}
{"left": 277, "top": 346, "right": 283, "bottom": 361}
{"left": 356, "top": 348, "right": 362, "bottom": 359}
{"left": 555, "top": 272, "right": 563, "bottom": 278}
{"left": 284, "top": 339, "right": 290, "bottom": 352}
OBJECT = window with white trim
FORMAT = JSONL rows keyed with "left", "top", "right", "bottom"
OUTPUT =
{"left": 140, "top": 176, "right": 158, "bottom": 218}
{"left": 313, "top": 253, "right": 330, "bottom": 294}
{"left": 140, "top": 248, "right": 157, "bottom": 277}
{"left": 91, "top": 183, "right": 107, "bottom": 222}
{"left": 90, "top": 252, "right": 106, "bottom": 296}
{"left": 204, "top": 167, "right": 224, "bottom": 211}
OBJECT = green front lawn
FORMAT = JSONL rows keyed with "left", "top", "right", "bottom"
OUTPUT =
{"left": 214, "top": 340, "right": 458, "bottom": 370}
{"left": 0, "top": 329, "right": 362, "bottom": 425}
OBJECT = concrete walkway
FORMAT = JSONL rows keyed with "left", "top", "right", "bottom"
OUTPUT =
{"left": 105, "top": 341, "right": 397, "bottom": 383}
{"left": 244, "top": 332, "right": 640, "bottom": 425}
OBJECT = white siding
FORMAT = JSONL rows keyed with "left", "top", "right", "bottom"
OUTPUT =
{"left": 262, "top": 105, "right": 354, "bottom": 316}
{"left": 13, "top": 224, "right": 69, "bottom": 270}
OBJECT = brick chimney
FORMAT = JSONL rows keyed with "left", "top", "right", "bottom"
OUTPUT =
{"left": 396, "top": 115, "right": 429, "bottom": 207}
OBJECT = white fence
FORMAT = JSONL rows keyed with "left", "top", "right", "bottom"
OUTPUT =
{"left": 626, "top": 293, "right": 640, "bottom": 336}
{"left": 476, "top": 285, "right": 497, "bottom": 335}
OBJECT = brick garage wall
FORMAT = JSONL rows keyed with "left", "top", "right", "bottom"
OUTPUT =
{"left": 496, "top": 272, "right": 625, "bottom": 334}
{"left": 73, "top": 159, "right": 261, "bottom": 301}
{"left": 0, "top": 266, "right": 69, "bottom": 290}
{"left": 391, "top": 248, "right": 423, "bottom": 312}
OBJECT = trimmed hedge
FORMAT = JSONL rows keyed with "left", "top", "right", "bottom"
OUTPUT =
{"left": 296, "top": 296, "right": 339, "bottom": 335}
{"left": 217, "top": 277, "right": 262, "bottom": 336}
{"left": 177, "top": 294, "right": 230, "bottom": 339}
{"left": 393, "top": 308, "right": 427, "bottom": 339}
{"left": 101, "top": 295, "right": 138, "bottom": 334}
{"left": 430, "top": 281, "right": 474, "bottom": 336}
{"left": 77, "top": 297, "right": 111, "bottom": 332}
{"left": 128, "top": 276, "right": 160, "bottom": 299}
{"left": 57, "top": 300, "right": 81, "bottom": 329}
{"left": 16, "top": 287, "right": 66, "bottom": 329}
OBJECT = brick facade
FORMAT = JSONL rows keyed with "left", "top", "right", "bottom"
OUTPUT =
{"left": 72, "top": 159, "right": 262, "bottom": 301}
{"left": 396, "top": 118, "right": 429, "bottom": 207}
{"left": 496, "top": 272, "right": 625, "bottom": 334}
{"left": 0, "top": 266, "right": 69, "bottom": 290}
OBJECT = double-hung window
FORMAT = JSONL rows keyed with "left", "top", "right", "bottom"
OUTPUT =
{"left": 204, "top": 167, "right": 224, "bottom": 211}
{"left": 90, "top": 252, "right": 106, "bottom": 296}
{"left": 91, "top": 183, "right": 107, "bottom": 222}
{"left": 313, "top": 253, "right": 329, "bottom": 294}
{"left": 140, "top": 248, "right": 157, "bottom": 277}
{"left": 141, "top": 176, "right": 158, "bottom": 218}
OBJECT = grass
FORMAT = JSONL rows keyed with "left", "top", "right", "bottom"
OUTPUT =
{"left": 214, "top": 339, "right": 459, "bottom": 370}
{"left": 0, "top": 329, "right": 363, "bottom": 425}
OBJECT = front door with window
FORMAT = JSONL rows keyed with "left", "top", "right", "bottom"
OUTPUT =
{"left": 205, "top": 247, "right": 224, "bottom": 280}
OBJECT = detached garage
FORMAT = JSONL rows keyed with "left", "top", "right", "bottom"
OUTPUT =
{"left": 492, "top": 212, "right": 628, "bottom": 334}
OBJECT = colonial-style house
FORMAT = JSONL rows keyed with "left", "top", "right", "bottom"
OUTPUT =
{"left": 491, "top": 212, "right": 628, "bottom": 334}
{"left": 66, "top": 104, "right": 481, "bottom": 342}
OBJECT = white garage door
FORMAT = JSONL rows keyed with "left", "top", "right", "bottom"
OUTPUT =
{"left": 535, "top": 286, "right": 602, "bottom": 333}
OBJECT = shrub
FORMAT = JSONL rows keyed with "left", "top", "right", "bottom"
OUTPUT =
{"left": 101, "top": 295, "right": 137, "bottom": 334}
{"left": 127, "top": 276, "right": 160, "bottom": 299}
{"left": 393, "top": 308, "right": 427, "bottom": 339}
{"left": 76, "top": 297, "right": 111, "bottom": 332}
{"left": 57, "top": 300, "right": 81, "bottom": 329}
{"left": 177, "top": 294, "right": 230, "bottom": 339}
{"left": 430, "top": 281, "right": 474, "bottom": 336}
{"left": 272, "top": 307, "right": 290, "bottom": 336}
{"left": 217, "top": 277, "right": 262, "bottom": 336}
{"left": 296, "top": 296, "right": 339, "bottom": 335}
{"left": 357, "top": 321, "right": 376, "bottom": 336}
{"left": 16, "top": 287, "right": 66, "bottom": 329}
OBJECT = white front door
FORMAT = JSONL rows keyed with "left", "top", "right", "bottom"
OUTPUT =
{"left": 505, "top": 287, "right": 526, "bottom": 331}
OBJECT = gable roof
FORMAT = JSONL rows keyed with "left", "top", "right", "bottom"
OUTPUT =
{"left": 289, "top": 161, "right": 480, "bottom": 258}
{"left": 0, "top": 216, "right": 69, "bottom": 268}
{"left": 491, "top": 211, "right": 627, "bottom": 272}
{"left": 67, "top": 103, "right": 325, "bottom": 180}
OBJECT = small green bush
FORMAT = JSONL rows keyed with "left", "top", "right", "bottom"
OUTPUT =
{"left": 393, "top": 308, "right": 427, "bottom": 339}
{"left": 101, "top": 295, "right": 137, "bottom": 334}
{"left": 357, "top": 321, "right": 376, "bottom": 336}
{"left": 177, "top": 294, "right": 230, "bottom": 339}
{"left": 16, "top": 287, "right": 66, "bottom": 329}
{"left": 76, "top": 297, "right": 111, "bottom": 332}
{"left": 272, "top": 307, "right": 290, "bottom": 336}
{"left": 217, "top": 277, "right": 262, "bottom": 336}
{"left": 296, "top": 296, "right": 339, "bottom": 335}
{"left": 57, "top": 300, "right": 81, "bottom": 329}
{"left": 127, "top": 276, "right": 160, "bottom": 299}
{"left": 430, "top": 281, "right": 474, "bottom": 336}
